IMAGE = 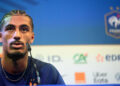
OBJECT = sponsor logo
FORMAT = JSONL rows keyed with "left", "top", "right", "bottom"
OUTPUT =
{"left": 96, "top": 54, "right": 120, "bottom": 62}
{"left": 115, "top": 73, "right": 120, "bottom": 82}
{"left": 73, "top": 53, "right": 87, "bottom": 64}
{"left": 104, "top": 6, "right": 120, "bottom": 38}
{"left": 106, "top": 54, "right": 120, "bottom": 61}
{"left": 75, "top": 72, "right": 86, "bottom": 84}
{"left": 93, "top": 72, "right": 108, "bottom": 84}
{"left": 35, "top": 54, "right": 62, "bottom": 63}
{"left": 96, "top": 54, "right": 104, "bottom": 62}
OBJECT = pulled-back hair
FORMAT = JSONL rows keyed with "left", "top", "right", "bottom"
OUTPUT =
{"left": 0, "top": 10, "right": 34, "bottom": 31}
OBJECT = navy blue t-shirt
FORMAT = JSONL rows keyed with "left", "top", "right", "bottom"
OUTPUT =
{"left": 0, "top": 57, "right": 65, "bottom": 86}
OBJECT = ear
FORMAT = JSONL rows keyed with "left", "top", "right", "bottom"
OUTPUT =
{"left": 30, "top": 32, "right": 34, "bottom": 44}
{"left": 0, "top": 32, "right": 2, "bottom": 43}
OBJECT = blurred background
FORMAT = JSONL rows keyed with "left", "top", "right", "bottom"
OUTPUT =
{"left": 0, "top": 0, "right": 120, "bottom": 85}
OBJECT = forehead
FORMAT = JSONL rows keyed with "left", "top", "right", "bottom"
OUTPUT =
{"left": 4, "top": 15, "right": 31, "bottom": 27}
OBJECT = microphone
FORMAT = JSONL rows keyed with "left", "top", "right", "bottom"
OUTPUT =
{"left": 26, "top": 43, "right": 31, "bottom": 51}
{"left": 26, "top": 42, "right": 40, "bottom": 84}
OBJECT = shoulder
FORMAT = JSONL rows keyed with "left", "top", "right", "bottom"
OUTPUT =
{"left": 31, "top": 58, "right": 65, "bottom": 84}
{"left": 32, "top": 58, "right": 57, "bottom": 73}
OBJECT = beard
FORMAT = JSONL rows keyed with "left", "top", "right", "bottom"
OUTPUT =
{"left": 6, "top": 50, "right": 27, "bottom": 62}
{"left": 7, "top": 41, "right": 27, "bottom": 61}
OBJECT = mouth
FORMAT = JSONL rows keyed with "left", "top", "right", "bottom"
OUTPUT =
{"left": 11, "top": 42, "right": 24, "bottom": 49}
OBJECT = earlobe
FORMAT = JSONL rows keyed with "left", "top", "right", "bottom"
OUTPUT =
{"left": 0, "top": 32, "right": 2, "bottom": 43}
{"left": 30, "top": 33, "right": 34, "bottom": 44}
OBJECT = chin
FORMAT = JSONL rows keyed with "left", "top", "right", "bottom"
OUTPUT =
{"left": 6, "top": 50, "right": 27, "bottom": 61}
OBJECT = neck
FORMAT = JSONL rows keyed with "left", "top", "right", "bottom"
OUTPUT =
{"left": 1, "top": 53, "right": 28, "bottom": 74}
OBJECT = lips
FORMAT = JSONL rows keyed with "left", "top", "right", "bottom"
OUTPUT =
{"left": 11, "top": 42, "right": 24, "bottom": 49}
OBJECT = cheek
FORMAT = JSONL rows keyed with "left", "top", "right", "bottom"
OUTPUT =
{"left": 23, "top": 33, "right": 33, "bottom": 42}
{"left": 2, "top": 32, "right": 13, "bottom": 43}
{"left": 22, "top": 34, "right": 30, "bottom": 43}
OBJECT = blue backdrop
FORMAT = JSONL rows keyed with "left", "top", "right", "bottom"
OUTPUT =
{"left": 0, "top": 0, "right": 120, "bottom": 45}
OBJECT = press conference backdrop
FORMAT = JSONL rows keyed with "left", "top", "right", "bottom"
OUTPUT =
{"left": 0, "top": 0, "right": 120, "bottom": 85}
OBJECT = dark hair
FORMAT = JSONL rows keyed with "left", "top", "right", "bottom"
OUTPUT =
{"left": 0, "top": 10, "right": 34, "bottom": 31}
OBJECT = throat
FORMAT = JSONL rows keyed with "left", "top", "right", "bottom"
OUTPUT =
{"left": 1, "top": 56, "right": 28, "bottom": 75}
{"left": 1, "top": 51, "right": 29, "bottom": 74}
{"left": 2, "top": 64, "right": 27, "bottom": 82}
{"left": 11, "top": 59, "right": 28, "bottom": 74}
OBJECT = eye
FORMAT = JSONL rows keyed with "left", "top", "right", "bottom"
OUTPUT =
{"left": 5, "top": 24, "right": 15, "bottom": 31}
{"left": 20, "top": 25, "right": 29, "bottom": 32}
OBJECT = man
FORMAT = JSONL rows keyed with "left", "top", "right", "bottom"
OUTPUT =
{"left": 0, "top": 10, "right": 65, "bottom": 86}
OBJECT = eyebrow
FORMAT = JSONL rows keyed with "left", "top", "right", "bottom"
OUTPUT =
{"left": 5, "top": 24, "right": 15, "bottom": 29}
{"left": 6, "top": 24, "right": 15, "bottom": 27}
{"left": 4, "top": 24, "right": 31, "bottom": 31}
{"left": 20, "top": 24, "right": 29, "bottom": 27}
{"left": 20, "top": 24, "right": 30, "bottom": 30}
{"left": 5, "top": 24, "right": 30, "bottom": 28}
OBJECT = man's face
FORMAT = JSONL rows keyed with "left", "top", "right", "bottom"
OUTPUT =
{"left": 0, "top": 15, "right": 34, "bottom": 59}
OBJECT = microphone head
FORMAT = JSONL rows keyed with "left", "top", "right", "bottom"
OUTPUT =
{"left": 26, "top": 43, "right": 31, "bottom": 51}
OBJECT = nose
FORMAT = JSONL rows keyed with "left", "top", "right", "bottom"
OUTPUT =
{"left": 13, "top": 30, "right": 21, "bottom": 41}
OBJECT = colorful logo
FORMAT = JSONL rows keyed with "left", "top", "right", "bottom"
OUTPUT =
{"left": 104, "top": 7, "right": 120, "bottom": 38}
{"left": 96, "top": 54, "right": 104, "bottom": 62}
{"left": 73, "top": 53, "right": 87, "bottom": 64}
{"left": 96, "top": 54, "right": 120, "bottom": 62}
{"left": 75, "top": 72, "right": 86, "bottom": 84}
